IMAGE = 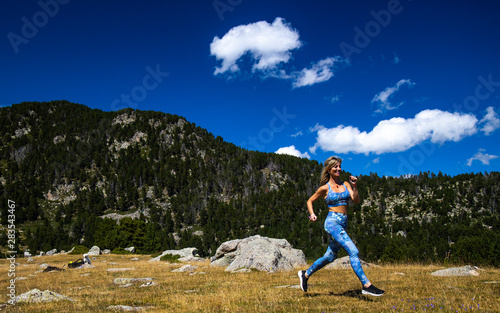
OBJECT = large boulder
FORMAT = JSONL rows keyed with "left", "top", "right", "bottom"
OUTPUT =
{"left": 87, "top": 246, "right": 101, "bottom": 256}
{"left": 148, "top": 247, "right": 205, "bottom": 262}
{"left": 210, "top": 235, "right": 306, "bottom": 273}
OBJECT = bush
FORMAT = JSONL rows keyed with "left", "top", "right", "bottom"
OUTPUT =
{"left": 160, "top": 253, "right": 181, "bottom": 263}
{"left": 111, "top": 248, "right": 133, "bottom": 255}
{"left": 69, "top": 245, "right": 89, "bottom": 255}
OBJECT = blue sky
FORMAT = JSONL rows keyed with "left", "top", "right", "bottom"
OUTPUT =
{"left": 2, "top": 0, "right": 500, "bottom": 177}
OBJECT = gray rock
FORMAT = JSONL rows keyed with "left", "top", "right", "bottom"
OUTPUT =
{"left": 45, "top": 249, "right": 57, "bottom": 256}
{"left": 15, "top": 289, "right": 73, "bottom": 303}
{"left": 107, "top": 268, "right": 135, "bottom": 272}
{"left": 210, "top": 235, "right": 307, "bottom": 273}
{"left": 324, "top": 256, "right": 375, "bottom": 270}
{"left": 139, "top": 281, "right": 158, "bottom": 288}
{"left": 113, "top": 277, "right": 153, "bottom": 285}
{"left": 172, "top": 264, "right": 198, "bottom": 273}
{"left": 87, "top": 245, "right": 101, "bottom": 256}
{"left": 431, "top": 265, "right": 480, "bottom": 276}
{"left": 149, "top": 247, "right": 205, "bottom": 262}
{"left": 39, "top": 263, "right": 49, "bottom": 270}
{"left": 124, "top": 247, "right": 135, "bottom": 253}
{"left": 102, "top": 249, "right": 111, "bottom": 254}
{"left": 106, "top": 305, "right": 146, "bottom": 311}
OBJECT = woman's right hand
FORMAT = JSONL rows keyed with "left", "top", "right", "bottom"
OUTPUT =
{"left": 309, "top": 213, "right": 317, "bottom": 222}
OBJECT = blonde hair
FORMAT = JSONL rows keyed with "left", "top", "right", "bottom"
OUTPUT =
{"left": 320, "top": 156, "right": 342, "bottom": 185}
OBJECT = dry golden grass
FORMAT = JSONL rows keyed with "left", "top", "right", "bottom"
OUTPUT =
{"left": 1, "top": 254, "right": 499, "bottom": 312}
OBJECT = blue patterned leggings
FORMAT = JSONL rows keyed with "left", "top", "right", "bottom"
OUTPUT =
{"left": 306, "top": 211, "right": 370, "bottom": 285}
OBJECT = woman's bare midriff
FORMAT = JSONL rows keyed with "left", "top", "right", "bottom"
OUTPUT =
{"left": 329, "top": 206, "right": 348, "bottom": 215}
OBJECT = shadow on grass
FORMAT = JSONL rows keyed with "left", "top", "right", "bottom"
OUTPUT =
{"left": 304, "top": 289, "right": 374, "bottom": 302}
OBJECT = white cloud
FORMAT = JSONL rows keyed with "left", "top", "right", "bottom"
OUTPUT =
{"left": 309, "top": 109, "right": 478, "bottom": 155}
{"left": 210, "top": 17, "right": 302, "bottom": 75}
{"left": 329, "top": 95, "right": 341, "bottom": 103}
{"left": 275, "top": 145, "right": 310, "bottom": 159}
{"left": 372, "top": 79, "right": 415, "bottom": 113}
{"left": 479, "top": 106, "right": 500, "bottom": 135}
{"left": 467, "top": 149, "right": 499, "bottom": 166}
{"left": 291, "top": 130, "right": 303, "bottom": 138}
{"left": 210, "top": 18, "right": 345, "bottom": 87}
{"left": 292, "top": 57, "right": 342, "bottom": 88}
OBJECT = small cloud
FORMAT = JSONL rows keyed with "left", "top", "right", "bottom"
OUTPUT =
{"left": 479, "top": 106, "right": 500, "bottom": 135}
{"left": 364, "top": 157, "right": 381, "bottom": 169}
{"left": 275, "top": 145, "right": 310, "bottom": 159}
{"left": 372, "top": 79, "right": 415, "bottom": 114}
{"left": 292, "top": 57, "right": 344, "bottom": 88}
{"left": 393, "top": 53, "right": 400, "bottom": 64}
{"left": 328, "top": 95, "right": 341, "bottom": 104}
{"left": 467, "top": 149, "right": 499, "bottom": 166}
{"left": 291, "top": 130, "right": 303, "bottom": 138}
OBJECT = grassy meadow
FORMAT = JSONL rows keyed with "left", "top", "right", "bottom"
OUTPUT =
{"left": 0, "top": 254, "right": 499, "bottom": 312}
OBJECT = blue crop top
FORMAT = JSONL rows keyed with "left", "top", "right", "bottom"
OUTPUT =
{"left": 325, "top": 182, "right": 351, "bottom": 208}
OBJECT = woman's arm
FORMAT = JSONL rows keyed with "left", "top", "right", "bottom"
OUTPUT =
{"left": 307, "top": 185, "right": 327, "bottom": 222}
{"left": 346, "top": 175, "right": 360, "bottom": 205}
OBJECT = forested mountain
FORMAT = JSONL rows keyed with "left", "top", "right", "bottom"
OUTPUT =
{"left": 1, "top": 101, "right": 499, "bottom": 266}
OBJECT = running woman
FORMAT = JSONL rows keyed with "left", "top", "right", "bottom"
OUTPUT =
{"left": 298, "top": 156, "right": 385, "bottom": 296}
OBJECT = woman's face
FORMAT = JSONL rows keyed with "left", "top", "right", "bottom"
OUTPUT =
{"left": 329, "top": 162, "right": 342, "bottom": 177}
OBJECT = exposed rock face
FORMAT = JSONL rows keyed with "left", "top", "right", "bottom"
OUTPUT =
{"left": 431, "top": 265, "right": 480, "bottom": 276}
{"left": 210, "top": 235, "right": 307, "bottom": 273}
{"left": 148, "top": 247, "right": 205, "bottom": 262}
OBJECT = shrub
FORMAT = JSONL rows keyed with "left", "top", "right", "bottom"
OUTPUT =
{"left": 111, "top": 248, "right": 133, "bottom": 255}
{"left": 160, "top": 253, "right": 181, "bottom": 263}
{"left": 69, "top": 245, "right": 89, "bottom": 255}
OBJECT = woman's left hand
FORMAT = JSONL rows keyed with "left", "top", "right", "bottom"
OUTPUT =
{"left": 349, "top": 175, "right": 358, "bottom": 187}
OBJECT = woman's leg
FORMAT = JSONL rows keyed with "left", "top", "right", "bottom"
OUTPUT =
{"left": 305, "top": 236, "right": 341, "bottom": 277}
{"left": 330, "top": 225, "right": 370, "bottom": 286}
